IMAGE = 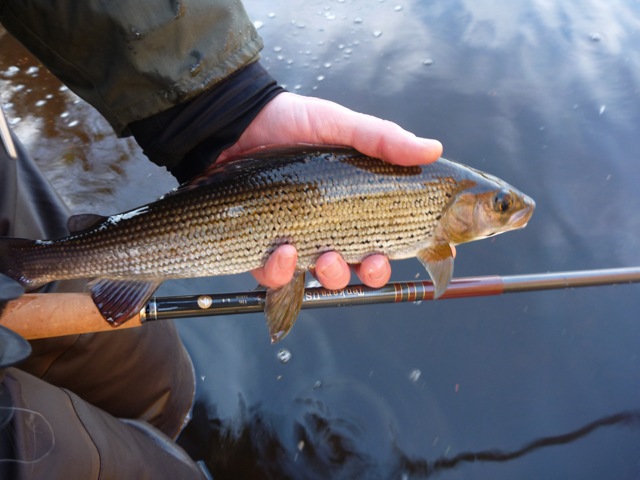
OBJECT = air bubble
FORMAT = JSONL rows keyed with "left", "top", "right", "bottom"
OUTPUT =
{"left": 372, "top": 30, "right": 383, "bottom": 38}
{"left": 409, "top": 369, "right": 421, "bottom": 382}
{"left": 277, "top": 348, "right": 292, "bottom": 363}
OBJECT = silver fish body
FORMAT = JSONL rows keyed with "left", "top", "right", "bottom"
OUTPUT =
{"left": 0, "top": 146, "right": 535, "bottom": 341}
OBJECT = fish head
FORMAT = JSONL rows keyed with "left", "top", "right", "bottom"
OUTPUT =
{"left": 440, "top": 177, "right": 535, "bottom": 245}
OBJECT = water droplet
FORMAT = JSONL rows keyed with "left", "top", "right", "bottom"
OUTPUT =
{"left": 60, "top": 111, "right": 70, "bottom": 118}
{"left": 268, "top": 12, "right": 276, "bottom": 18}
{"left": 599, "top": 105, "right": 606, "bottom": 115}
{"left": 26, "top": 66, "right": 39, "bottom": 75}
{"left": 254, "top": 20, "right": 264, "bottom": 30}
{"left": 394, "top": 5, "right": 404, "bottom": 11}
{"left": 314, "top": 380, "right": 322, "bottom": 389}
{"left": 297, "top": 440, "right": 305, "bottom": 451}
{"left": 67, "top": 120, "right": 79, "bottom": 127}
{"left": 323, "top": 62, "right": 332, "bottom": 68}
{"left": 354, "top": 17, "right": 363, "bottom": 24}
{"left": 372, "top": 30, "right": 383, "bottom": 38}
{"left": 409, "top": 369, "right": 421, "bottom": 382}
{"left": 294, "top": 84, "right": 302, "bottom": 90}
{"left": 273, "top": 46, "right": 283, "bottom": 53}
{"left": 590, "top": 32, "right": 602, "bottom": 42}
{"left": 423, "top": 58, "right": 434, "bottom": 66}
{"left": 5, "top": 66, "right": 19, "bottom": 77}
{"left": 316, "top": 75, "right": 325, "bottom": 81}
{"left": 34, "top": 99, "right": 46, "bottom": 107}
{"left": 277, "top": 348, "right": 292, "bottom": 363}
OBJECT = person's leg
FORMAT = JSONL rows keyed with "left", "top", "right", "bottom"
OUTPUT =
{"left": 0, "top": 125, "right": 195, "bottom": 439}
{"left": 4, "top": 368, "right": 206, "bottom": 479}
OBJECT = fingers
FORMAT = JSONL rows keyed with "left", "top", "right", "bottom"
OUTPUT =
{"left": 313, "top": 252, "right": 391, "bottom": 290}
{"left": 313, "top": 251, "right": 351, "bottom": 290}
{"left": 253, "top": 246, "right": 393, "bottom": 291}
{"left": 335, "top": 109, "right": 443, "bottom": 167}
{"left": 294, "top": 94, "right": 443, "bottom": 166}
{"left": 251, "top": 244, "right": 297, "bottom": 288}
{"left": 353, "top": 255, "right": 391, "bottom": 288}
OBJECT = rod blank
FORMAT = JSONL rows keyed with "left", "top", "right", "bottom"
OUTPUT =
{"left": 143, "top": 266, "right": 640, "bottom": 321}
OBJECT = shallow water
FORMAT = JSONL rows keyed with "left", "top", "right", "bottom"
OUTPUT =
{"left": 2, "top": 1, "right": 640, "bottom": 478}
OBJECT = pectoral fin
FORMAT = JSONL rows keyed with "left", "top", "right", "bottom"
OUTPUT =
{"left": 265, "top": 270, "right": 305, "bottom": 343}
{"left": 417, "top": 243, "right": 455, "bottom": 299}
{"left": 89, "top": 278, "right": 163, "bottom": 325}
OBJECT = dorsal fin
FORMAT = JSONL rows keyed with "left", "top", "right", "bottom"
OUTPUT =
{"left": 67, "top": 213, "right": 108, "bottom": 233}
{"left": 168, "top": 144, "right": 357, "bottom": 195}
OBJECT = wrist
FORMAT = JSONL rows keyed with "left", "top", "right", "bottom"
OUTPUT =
{"left": 129, "top": 62, "right": 284, "bottom": 183}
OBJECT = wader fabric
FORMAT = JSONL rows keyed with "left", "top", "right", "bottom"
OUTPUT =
{"left": 0, "top": 132, "right": 203, "bottom": 478}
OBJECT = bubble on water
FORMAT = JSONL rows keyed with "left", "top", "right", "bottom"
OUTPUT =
{"left": 423, "top": 58, "right": 434, "bottom": 66}
{"left": 59, "top": 85, "right": 69, "bottom": 92}
{"left": 277, "top": 348, "right": 292, "bottom": 363}
{"left": 67, "top": 120, "right": 79, "bottom": 127}
{"left": 254, "top": 20, "right": 264, "bottom": 29}
{"left": 26, "top": 66, "right": 39, "bottom": 75}
{"left": 273, "top": 46, "right": 283, "bottom": 53}
{"left": 314, "top": 380, "right": 322, "bottom": 389}
{"left": 409, "top": 369, "right": 421, "bottom": 382}
{"left": 394, "top": 5, "right": 404, "bottom": 11}
{"left": 372, "top": 30, "right": 383, "bottom": 38}
{"left": 268, "top": 12, "right": 276, "bottom": 18}
{"left": 354, "top": 17, "right": 363, "bottom": 24}
{"left": 276, "top": 54, "right": 285, "bottom": 61}
{"left": 323, "top": 62, "right": 332, "bottom": 69}
{"left": 294, "top": 84, "right": 302, "bottom": 91}
{"left": 12, "top": 84, "right": 25, "bottom": 92}
{"left": 60, "top": 111, "right": 70, "bottom": 118}
{"left": 590, "top": 32, "right": 602, "bottom": 42}
{"left": 316, "top": 75, "right": 325, "bottom": 81}
{"left": 35, "top": 99, "right": 46, "bottom": 107}
{"left": 599, "top": 105, "right": 606, "bottom": 115}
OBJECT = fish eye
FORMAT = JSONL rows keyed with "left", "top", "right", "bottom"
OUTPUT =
{"left": 493, "top": 190, "right": 513, "bottom": 213}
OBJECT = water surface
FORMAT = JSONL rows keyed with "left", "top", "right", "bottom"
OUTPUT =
{"left": 2, "top": 1, "right": 639, "bottom": 478}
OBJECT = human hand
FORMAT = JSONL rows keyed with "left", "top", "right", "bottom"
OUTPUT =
{"left": 219, "top": 92, "right": 443, "bottom": 290}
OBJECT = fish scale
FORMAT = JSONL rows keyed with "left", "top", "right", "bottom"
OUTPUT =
{"left": 0, "top": 145, "right": 535, "bottom": 341}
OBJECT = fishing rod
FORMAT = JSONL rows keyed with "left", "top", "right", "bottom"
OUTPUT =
{"left": 1, "top": 267, "right": 639, "bottom": 340}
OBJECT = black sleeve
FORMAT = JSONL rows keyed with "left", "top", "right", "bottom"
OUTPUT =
{"left": 128, "top": 62, "right": 284, "bottom": 183}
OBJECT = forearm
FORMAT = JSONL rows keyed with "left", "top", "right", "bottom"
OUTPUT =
{"left": 0, "top": 0, "right": 262, "bottom": 134}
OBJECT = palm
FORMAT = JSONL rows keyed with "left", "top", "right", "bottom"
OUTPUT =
{"left": 219, "top": 92, "right": 443, "bottom": 290}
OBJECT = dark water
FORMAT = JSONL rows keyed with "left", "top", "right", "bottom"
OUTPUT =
{"left": 2, "top": 1, "right": 640, "bottom": 478}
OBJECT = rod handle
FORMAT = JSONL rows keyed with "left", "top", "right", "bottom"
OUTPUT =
{"left": 0, "top": 293, "right": 142, "bottom": 340}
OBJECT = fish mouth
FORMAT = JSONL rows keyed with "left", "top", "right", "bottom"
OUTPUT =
{"left": 510, "top": 196, "right": 536, "bottom": 229}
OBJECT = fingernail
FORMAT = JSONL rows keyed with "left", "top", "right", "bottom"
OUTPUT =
{"left": 320, "top": 259, "right": 342, "bottom": 280}
{"left": 277, "top": 247, "right": 297, "bottom": 271}
{"left": 419, "top": 138, "right": 443, "bottom": 155}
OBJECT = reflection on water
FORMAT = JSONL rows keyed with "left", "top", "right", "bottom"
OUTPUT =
{"left": 2, "top": 1, "right": 640, "bottom": 478}
{"left": 179, "top": 397, "right": 640, "bottom": 479}
{"left": 0, "top": 30, "right": 175, "bottom": 215}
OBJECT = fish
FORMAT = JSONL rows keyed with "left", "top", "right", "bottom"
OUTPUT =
{"left": 0, "top": 145, "right": 535, "bottom": 342}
